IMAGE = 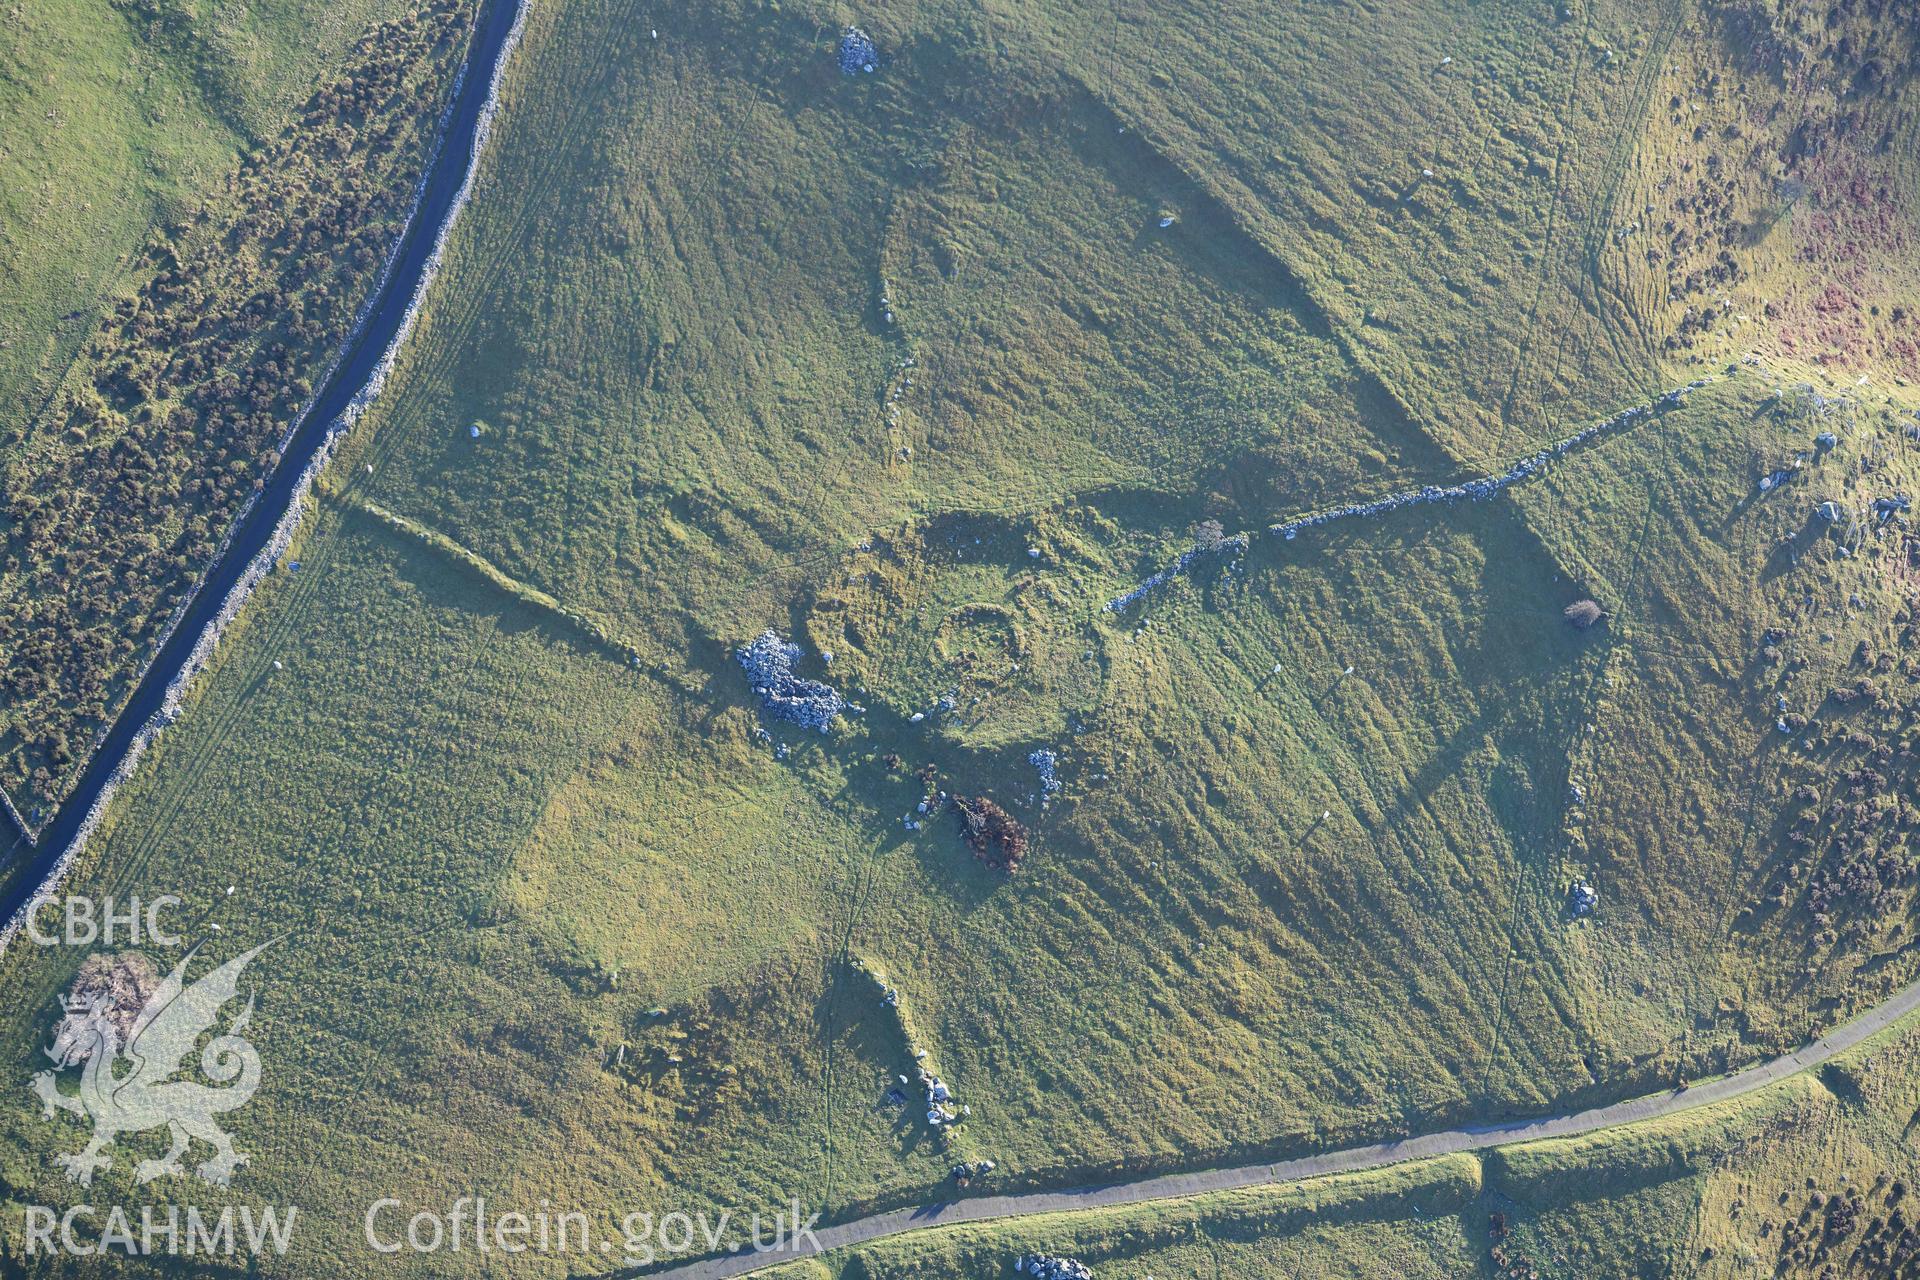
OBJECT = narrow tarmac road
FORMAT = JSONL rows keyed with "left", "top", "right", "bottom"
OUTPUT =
{"left": 652, "top": 974, "right": 1920, "bottom": 1279}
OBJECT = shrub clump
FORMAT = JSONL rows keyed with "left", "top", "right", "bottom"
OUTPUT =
{"left": 954, "top": 795, "right": 1028, "bottom": 872}
{"left": 50, "top": 952, "right": 160, "bottom": 1057}
{"left": 1563, "top": 599, "right": 1604, "bottom": 629}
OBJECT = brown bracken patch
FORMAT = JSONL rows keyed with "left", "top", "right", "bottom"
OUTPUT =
{"left": 954, "top": 795, "right": 1028, "bottom": 873}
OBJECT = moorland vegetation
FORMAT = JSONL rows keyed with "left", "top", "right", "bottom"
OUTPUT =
{"left": 0, "top": 0, "right": 427, "bottom": 451}
{"left": 0, "top": 0, "right": 475, "bottom": 820}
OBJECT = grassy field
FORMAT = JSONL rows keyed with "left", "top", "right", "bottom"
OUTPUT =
{"left": 1019, "top": 0, "right": 1682, "bottom": 466}
{"left": 2, "top": 0, "right": 1920, "bottom": 1276}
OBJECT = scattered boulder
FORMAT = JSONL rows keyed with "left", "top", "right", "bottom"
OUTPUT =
{"left": 1567, "top": 879, "right": 1598, "bottom": 918}
{"left": 1028, "top": 748, "right": 1061, "bottom": 796}
{"left": 837, "top": 26, "right": 877, "bottom": 75}
{"left": 918, "top": 1062, "right": 965, "bottom": 1127}
{"left": 1018, "top": 1256, "right": 1093, "bottom": 1280}
{"left": 950, "top": 1158, "right": 995, "bottom": 1185}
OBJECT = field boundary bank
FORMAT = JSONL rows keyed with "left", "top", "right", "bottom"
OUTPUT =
{"left": 333, "top": 490, "right": 649, "bottom": 669}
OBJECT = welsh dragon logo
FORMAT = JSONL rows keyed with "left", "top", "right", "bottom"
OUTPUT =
{"left": 31, "top": 940, "right": 272, "bottom": 1186}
